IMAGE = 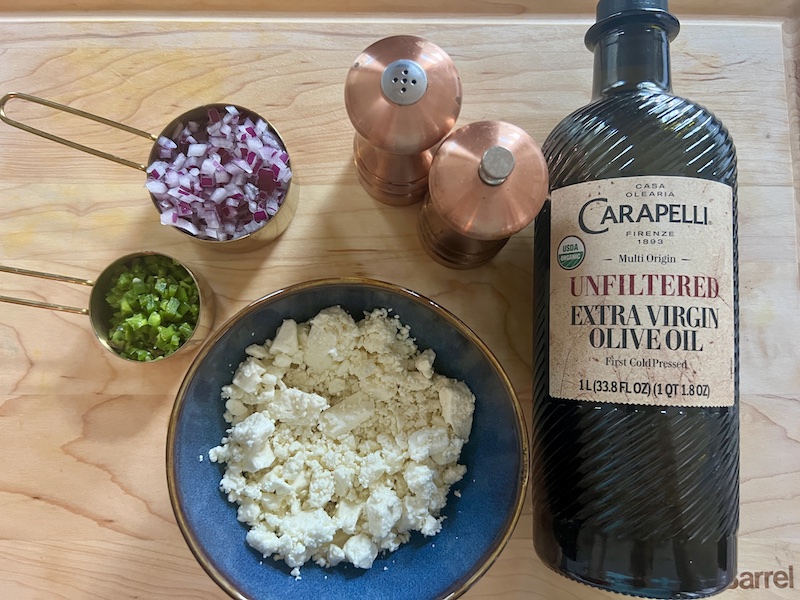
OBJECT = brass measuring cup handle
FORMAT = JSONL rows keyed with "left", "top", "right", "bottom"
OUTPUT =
{"left": 0, "top": 265, "right": 95, "bottom": 315}
{"left": 0, "top": 92, "right": 157, "bottom": 171}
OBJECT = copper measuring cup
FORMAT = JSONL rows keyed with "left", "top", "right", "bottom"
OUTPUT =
{"left": 0, "top": 251, "right": 215, "bottom": 362}
{"left": 0, "top": 92, "right": 298, "bottom": 252}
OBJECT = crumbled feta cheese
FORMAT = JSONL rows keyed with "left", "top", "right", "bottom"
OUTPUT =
{"left": 365, "top": 484, "right": 402, "bottom": 538}
{"left": 245, "top": 343, "right": 270, "bottom": 359}
{"left": 439, "top": 381, "right": 475, "bottom": 439}
{"left": 407, "top": 426, "right": 450, "bottom": 461}
{"left": 267, "top": 386, "right": 328, "bottom": 424}
{"left": 415, "top": 348, "right": 435, "bottom": 379}
{"left": 335, "top": 499, "right": 363, "bottom": 534}
{"left": 270, "top": 319, "right": 300, "bottom": 357}
{"left": 404, "top": 463, "right": 437, "bottom": 499}
{"left": 318, "top": 391, "right": 374, "bottom": 439}
{"left": 232, "top": 357, "right": 267, "bottom": 394}
{"left": 209, "top": 306, "right": 475, "bottom": 575}
{"left": 343, "top": 533, "right": 379, "bottom": 569}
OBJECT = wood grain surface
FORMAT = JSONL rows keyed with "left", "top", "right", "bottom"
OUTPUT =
{"left": 0, "top": 0, "right": 795, "bottom": 18}
{"left": 0, "top": 3, "right": 798, "bottom": 599}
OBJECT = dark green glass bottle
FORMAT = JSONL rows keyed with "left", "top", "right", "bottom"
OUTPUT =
{"left": 531, "top": 1, "right": 739, "bottom": 598}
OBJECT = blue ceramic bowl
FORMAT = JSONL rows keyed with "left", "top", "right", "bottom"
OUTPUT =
{"left": 167, "top": 278, "right": 528, "bottom": 600}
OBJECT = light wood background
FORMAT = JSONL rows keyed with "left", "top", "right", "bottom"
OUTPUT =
{"left": 0, "top": 1, "right": 798, "bottom": 599}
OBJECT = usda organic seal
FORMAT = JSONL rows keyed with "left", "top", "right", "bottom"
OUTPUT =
{"left": 557, "top": 236, "right": 585, "bottom": 270}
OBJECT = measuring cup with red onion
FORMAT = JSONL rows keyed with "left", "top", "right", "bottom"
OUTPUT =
{"left": 0, "top": 93, "right": 299, "bottom": 252}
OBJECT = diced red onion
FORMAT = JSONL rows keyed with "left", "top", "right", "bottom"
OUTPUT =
{"left": 242, "top": 182, "right": 255, "bottom": 197}
{"left": 174, "top": 218, "right": 200, "bottom": 236}
{"left": 160, "top": 209, "right": 177, "bottom": 225}
{"left": 220, "top": 205, "right": 237, "bottom": 220}
{"left": 188, "top": 143, "right": 208, "bottom": 157}
{"left": 146, "top": 160, "right": 166, "bottom": 176}
{"left": 203, "top": 209, "right": 221, "bottom": 229}
{"left": 224, "top": 162, "right": 243, "bottom": 176}
{"left": 233, "top": 158, "right": 253, "bottom": 174}
{"left": 242, "top": 221, "right": 262, "bottom": 234}
{"left": 172, "top": 153, "right": 187, "bottom": 171}
{"left": 145, "top": 179, "right": 168, "bottom": 195}
{"left": 205, "top": 187, "right": 223, "bottom": 203}
{"left": 146, "top": 106, "right": 292, "bottom": 241}
{"left": 164, "top": 170, "right": 180, "bottom": 187}
{"left": 157, "top": 136, "right": 177, "bottom": 149}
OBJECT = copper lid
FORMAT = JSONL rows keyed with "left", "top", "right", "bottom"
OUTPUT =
{"left": 427, "top": 120, "right": 549, "bottom": 241}
{"left": 344, "top": 35, "right": 462, "bottom": 154}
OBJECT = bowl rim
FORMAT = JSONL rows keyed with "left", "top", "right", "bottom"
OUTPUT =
{"left": 166, "top": 276, "right": 530, "bottom": 600}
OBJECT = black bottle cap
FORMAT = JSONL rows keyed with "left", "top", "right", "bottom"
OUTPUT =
{"left": 585, "top": 0, "right": 680, "bottom": 49}
{"left": 596, "top": 0, "right": 668, "bottom": 20}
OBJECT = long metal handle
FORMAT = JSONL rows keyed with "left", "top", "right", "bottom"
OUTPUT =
{"left": 0, "top": 265, "right": 94, "bottom": 315}
{"left": 0, "top": 92, "right": 157, "bottom": 171}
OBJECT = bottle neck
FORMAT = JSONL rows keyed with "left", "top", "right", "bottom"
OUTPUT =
{"left": 591, "top": 23, "right": 672, "bottom": 99}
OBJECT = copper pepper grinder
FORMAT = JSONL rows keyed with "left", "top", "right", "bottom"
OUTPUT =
{"left": 418, "top": 120, "right": 549, "bottom": 268}
{"left": 344, "top": 35, "right": 462, "bottom": 206}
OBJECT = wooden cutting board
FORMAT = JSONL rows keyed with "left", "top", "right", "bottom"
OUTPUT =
{"left": 0, "top": 1, "right": 798, "bottom": 598}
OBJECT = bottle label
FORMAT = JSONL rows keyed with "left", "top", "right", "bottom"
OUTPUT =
{"left": 548, "top": 176, "right": 735, "bottom": 407}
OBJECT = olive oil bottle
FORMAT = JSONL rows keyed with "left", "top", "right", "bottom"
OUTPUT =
{"left": 531, "top": 0, "right": 739, "bottom": 597}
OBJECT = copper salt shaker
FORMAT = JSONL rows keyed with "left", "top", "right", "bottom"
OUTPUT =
{"left": 418, "top": 120, "right": 549, "bottom": 268}
{"left": 344, "top": 35, "right": 462, "bottom": 206}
